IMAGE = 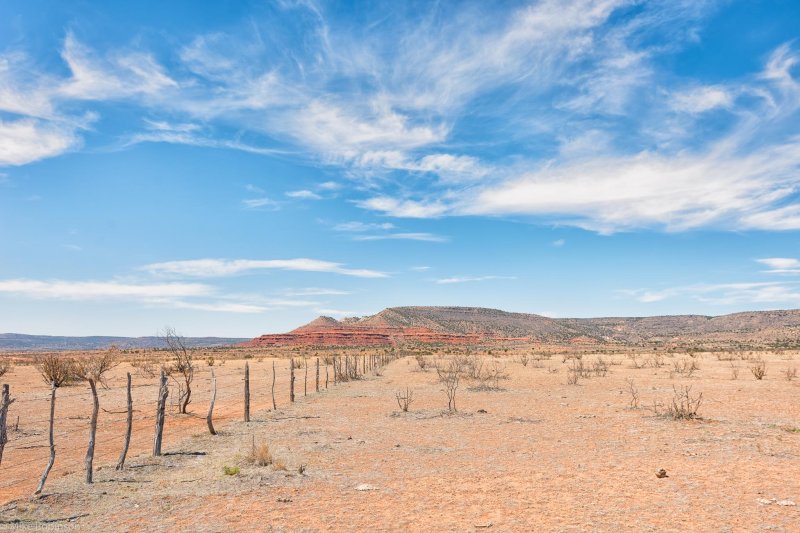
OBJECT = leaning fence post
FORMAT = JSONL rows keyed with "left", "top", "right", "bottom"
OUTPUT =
{"left": 153, "top": 370, "right": 168, "bottom": 457}
{"left": 206, "top": 369, "right": 217, "bottom": 435}
{"left": 116, "top": 373, "right": 133, "bottom": 469}
{"left": 34, "top": 382, "right": 56, "bottom": 496}
{"left": 290, "top": 358, "right": 295, "bottom": 403}
{"left": 0, "top": 384, "right": 14, "bottom": 466}
{"left": 316, "top": 358, "right": 320, "bottom": 393}
{"left": 304, "top": 358, "right": 308, "bottom": 397}
{"left": 244, "top": 362, "right": 250, "bottom": 422}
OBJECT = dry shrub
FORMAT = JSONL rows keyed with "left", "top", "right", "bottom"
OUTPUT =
{"left": 35, "top": 354, "right": 76, "bottom": 387}
{"left": 206, "top": 356, "right": 215, "bottom": 367}
{"left": 414, "top": 354, "right": 428, "bottom": 371}
{"left": 0, "top": 360, "right": 11, "bottom": 378}
{"left": 395, "top": 387, "right": 414, "bottom": 412}
{"left": 592, "top": 357, "right": 609, "bottom": 377}
{"left": 272, "top": 457, "right": 288, "bottom": 471}
{"left": 517, "top": 354, "right": 529, "bottom": 367}
{"left": 625, "top": 378, "right": 639, "bottom": 409}
{"left": 246, "top": 437, "right": 273, "bottom": 467}
{"left": 130, "top": 354, "right": 157, "bottom": 378}
{"left": 751, "top": 359, "right": 766, "bottom": 380}
{"left": 435, "top": 358, "right": 461, "bottom": 411}
{"left": 655, "top": 385, "right": 703, "bottom": 420}
{"left": 783, "top": 366, "right": 797, "bottom": 381}
{"left": 671, "top": 358, "right": 699, "bottom": 377}
{"left": 730, "top": 362, "right": 740, "bottom": 380}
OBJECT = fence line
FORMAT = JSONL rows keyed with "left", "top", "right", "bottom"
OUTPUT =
{"left": 0, "top": 353, "right": 398, "bottom": 499}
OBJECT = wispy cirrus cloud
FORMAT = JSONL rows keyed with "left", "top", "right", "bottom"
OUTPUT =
{"left": 435, "top": 275, "right": 516, "bottom": 284}
{"left": 623, "top": 281, "right": 800, "bottom": 306}
{"left": 281, "top": 287, "right": 350, "bottom": 296}
{"left": 142, "top": 258, "right": 388, "bottom": 278}
{"left": 352, "top": 232, "right": 448, "bottom": 243}
{"left": 757, "top": 257, "right": 800, "bottom": 274}
{"left": 286, "top": 189, "right": 322, "bottom": 200}
{"left": 0, "top": 278, "right": 211, "bottom": 299}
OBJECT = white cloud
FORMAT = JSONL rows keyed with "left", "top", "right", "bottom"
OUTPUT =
{"left": 319, "top": 181, "right": 341, "bottom": 190}
{"left": 282, "top": 287, "right": 350, "bottom": 296}
{"left": 757, "top": 257, "right": 800, "bottom": 274}
{"left": 552, "top": 239, "right": 565, "bottom": 247}
{"left": 625, "top": 281, "right": 800, "bottom": 305}
{"left": 242, "top": 197, "right": 278, "bottom": 209}
{"left": 245, "top": 184, "right": 265, "bottom": 194}
{"left": 333, "top": 221, "right": 395, "bottom": 232}
{"left": 0, "top": 279, "right": 210, "bottom": 300}
{"left": 670, "top": 86, "right": 733, "bottom": 114}
{"left": 435, "top": 275, "right": 516, "bottom": 284}
{"left": 411, "top": 266, "right": 431, "bottom": 272}
{"left": 357, "top": 197, "right": 447, "bottom": 218}
{"left": 161, "top": 300, "right": 267, "bottom": 313}
{"left": 286, "top": 189, "right": 322, "bottom": 200}
{"left": 0, "top": 118, "right": 82, "bottom": 166}
{"left": 352, "top": 232, "right": 448, "bottom": 243}
{"left": 142, "top": 258, "right": 388, "bottom": 278}
{"left": 314, "top": 308, "right": 359, "bottom": 317}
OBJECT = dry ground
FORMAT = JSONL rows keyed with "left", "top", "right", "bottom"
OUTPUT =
{"left": 1, "top": 349, "right": 798, "bottom": 532}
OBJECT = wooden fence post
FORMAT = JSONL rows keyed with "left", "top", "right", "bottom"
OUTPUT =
{"left": 84, "top": 378, "right": 99, "bottom": 483}
{"left": 116, "top": 373, "right": 133, "bottom": 469}
{"left": 0, "top": 384, "right": 14, "bottom": 466}
{"left": 34, "top": 382, "right": 56, "bottom": 496}
{"left": 304, "top": 358, "right": 308, "bottom": 397}
{"left": 325, "top": 364, "right": 329, "bottom": 389}
{"left": 271, "top": 361, "right": 277, "bottom": 410}
{"left": 316, "top": 358, "right": 320, "bottom": 393}
{"left": 290, "top": 358, "right": 295, "bottom": 403}
{"left": 244, "top": 362, "right": 250, "bottom": 422}
{"left": 153, "top": 371, "right": 168, "bottom": 457}
{"left": 206, "top": 369, "right": 217, "bottom": 435}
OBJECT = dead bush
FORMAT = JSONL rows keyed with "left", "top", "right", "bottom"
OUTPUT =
{"left": 435, "top": 358, "right": 461, "bottom": 412}
{"left": 730, "top": 362, "right": 740, "bottom": 380}
{"left": 35, "top": 354, "right": 76, "bottom": 387}
{"left": 517, "top": 354, "right": 529, "bottom": 367}
{"left": 671, "top": 358, "right": 699, "bottom": 377}
{"left": 246, "top": 436, "right": 272, "bottom": 466}
{"left": 130, "top": 354, "right": 156, "bottom": 378}
{"left": 625, "top": 378, "right": 639, "bottom": 409}
{"left": 161, "top": 327, "right": 194, "bottom": 414}
{"left": 655, "top": 385, "right": 703, "bottom": 420}
{"left": 592, "top": 357, "right": 609, "bottom": 377}
{"left": 0, "top": 360, "right": 11, "bottom": 378}
{"left": 751, "top": 360, "right": 766, "bottom": 380}
{"left": 395, "top": 387, "right": 414, "bottom": 412}
{"left": 415, "top": 354, "right": 428, "bottom": 371}
{"left": 783, "top": 366, "right": 796, "bottom": 381}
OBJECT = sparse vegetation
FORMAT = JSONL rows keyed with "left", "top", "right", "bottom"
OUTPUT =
{"left": 783, "top": 366, "right": 797, "bottom": 381}
{"left": 161, "top": 327, "right": 195, "bottom": 414}
{"left": 750, "top": 359, "right": 766, "bottom": 380}
{"left": 625, "top": 378, "right": 639, "bottom": 409}
{"left": 0, "top": 360, "right": 11, "bottom": 378}
{"left": 395, "top": 387, "right": 414, "bottom": 412}
{"left": 655, "top": 385, "right": 703, "bottom": 420}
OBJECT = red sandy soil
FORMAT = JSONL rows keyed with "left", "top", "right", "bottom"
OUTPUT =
{"left": 1, "top": 349, "right": 799, "bottom": 531}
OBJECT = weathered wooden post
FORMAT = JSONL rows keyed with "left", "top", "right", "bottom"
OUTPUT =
{"left": 153, "top": 370, "right": 168, "bottom": 457}
{"left": 325, "top": 364, "right": 329, "bottom": 389}
{"left": 84, "top": 378, "right": 99, "bottom": 483}
{"left": 0, "top": 384, "right": 14, "bottom": 466}
{"left": 116, "top": 373, "right": 133, "bottom": 469}
{"left": 290, "top": 358, "right": 295, "bottom": 403}
{"left": 304, "top": 358, "right": 308, "bottom": 397}
{"left": 244, "top": 362, "right": 250, "bottom": 422}
{"left": 315, "top": 358, "right": 320, "bottom": 393}
{"left": 271, "top": 361, "right": 277, "bottom": 410}
{"left": 34, "top": 382, "right": 56, "bottom": 496}
{"left": 206, "top": 369, "right": 217, "bottom": 435}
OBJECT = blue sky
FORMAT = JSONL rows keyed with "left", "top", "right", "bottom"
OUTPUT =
{"left": 1, "top": 0, "right": 800, "bottom": 336}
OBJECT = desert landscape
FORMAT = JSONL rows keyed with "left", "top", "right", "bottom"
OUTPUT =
{"left": 0, "top": 307, "right": 798, "bottom": 531}
{"left": 3, "top": 1, "right": 800, "bottom": 531}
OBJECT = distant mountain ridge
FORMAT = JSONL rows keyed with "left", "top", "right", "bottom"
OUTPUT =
{"left": 245, "top": 306, "right": 800, "bottom": 347}
{"left": 0, "top": 333, "right": 248, "bottom": 352}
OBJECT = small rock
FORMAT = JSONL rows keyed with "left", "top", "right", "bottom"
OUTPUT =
{"left": 776, "top": 500, "right": 796, "bottom": 506}
{"left": 477, "top": 409, "right": 488, "bottom": 414}
{"left": 656, "top": 469, "right": 668, "bottom": 478}
{"left": 355, "top": 483, "right": 377, "bottom": 491}
{"left": 756, "top": 498, "right": 773, "bottom": 506}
